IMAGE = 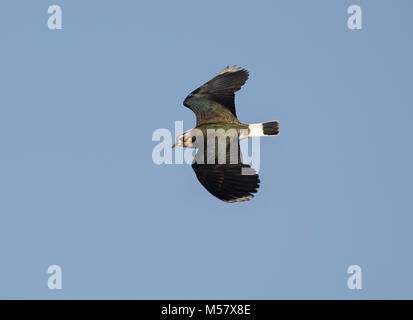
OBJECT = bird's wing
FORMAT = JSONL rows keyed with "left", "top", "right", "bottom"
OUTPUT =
{"left": 183, "top": 66, "right": 249, "bottom": 125}
{"left": 191, "top": 138, "right": 260, "bottom": 202}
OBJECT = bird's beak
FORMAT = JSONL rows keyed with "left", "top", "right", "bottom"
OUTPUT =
{"left": 171, "top": 143, "right": 176, "bottom": 149}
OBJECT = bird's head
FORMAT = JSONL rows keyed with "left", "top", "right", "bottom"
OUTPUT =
{"left": 172, "top": 132, "right": 198, "bottom": 148}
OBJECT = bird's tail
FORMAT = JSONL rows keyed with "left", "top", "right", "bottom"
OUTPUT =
{"left": 248, "top": 121, "right": 279, "bottom": 137}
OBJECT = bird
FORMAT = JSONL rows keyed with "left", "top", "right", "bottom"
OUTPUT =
{"left": 172, "top": 65, "right": 279, "bottom": 202}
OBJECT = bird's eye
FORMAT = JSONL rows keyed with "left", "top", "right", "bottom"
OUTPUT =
{"left": 191, "top": 136, "right": 196, "bottom": 143}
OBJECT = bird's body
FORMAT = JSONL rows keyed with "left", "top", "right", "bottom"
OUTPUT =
{"left": 188, "top": 122, "right": 248, "bottom": 144}
{"left": 173, "top": 66, "right": 279, "bottom": 202}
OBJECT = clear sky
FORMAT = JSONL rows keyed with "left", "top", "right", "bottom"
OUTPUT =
{"left": 0, "top": 0, "right": 412, "bottom": 299}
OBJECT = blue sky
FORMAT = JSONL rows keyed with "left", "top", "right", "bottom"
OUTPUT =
{"left": 0, "top": 0, "right": 412, "bottom": 299}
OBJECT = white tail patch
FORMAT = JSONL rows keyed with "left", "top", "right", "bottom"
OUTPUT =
{"left": 248, "top": 123, "right": 264, "bottom": 137}
{"left": 239, "top": 121, "right": 280, "bottom": 139}
{"left": 246, "top": 121, "right": 280, "bottom": 138}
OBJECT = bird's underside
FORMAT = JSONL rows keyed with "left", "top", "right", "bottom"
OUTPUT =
{"left": 179, "top": 65, "right": 276, "bottom": 203}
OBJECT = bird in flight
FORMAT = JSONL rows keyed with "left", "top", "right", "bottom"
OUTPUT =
{"left": 173, "top": 66, "right": 279, "bottom": 202}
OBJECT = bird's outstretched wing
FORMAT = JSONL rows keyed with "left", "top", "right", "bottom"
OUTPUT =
{"left": 183, "top": 66, "right": 249, "bottom": 126}
{"left": 191, "top": 138, "right": 260, "bottom": 202}
{"left": 192, "top": 163, "right": 260, "bottom": 202}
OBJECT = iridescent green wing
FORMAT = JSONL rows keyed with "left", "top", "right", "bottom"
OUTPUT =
{"left": 183, "top": 66, "right": 249, "bottom": 126}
